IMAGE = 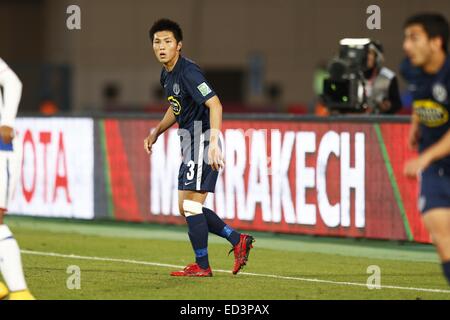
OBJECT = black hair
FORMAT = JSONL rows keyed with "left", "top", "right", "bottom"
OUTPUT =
{"left": 368, "top": 40, "right": 384, "bottom": 68}
{"left": 369, "top": 40, "right": 384, "bottom": 54}
{"left": 149, "top": 18, "right": 183, "bottom": 43}
{"left": 404, "top": 13, "right": 449, "bottom": 53}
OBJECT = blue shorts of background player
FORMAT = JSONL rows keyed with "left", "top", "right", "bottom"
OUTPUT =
{"left": 419, "top": 165, "right": 450, "bottom": 214}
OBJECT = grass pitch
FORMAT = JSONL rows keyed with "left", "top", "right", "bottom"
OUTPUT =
{"left": 2, "top": 215, "right": 450, "bottom": 300}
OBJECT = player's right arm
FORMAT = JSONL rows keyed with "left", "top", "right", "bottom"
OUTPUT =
{"left": 144, "top": 107, "right": 176, "bottom": 154}
{"left": 408, "top": 112, "right": 420, "bottom": 150}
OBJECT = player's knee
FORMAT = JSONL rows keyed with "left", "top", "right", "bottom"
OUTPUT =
{"left": 433, "top": 232, "right": 450, "bottom": 246}
{"left": 431, "top": 231, "right": 450, "bottom": 256}
{"left": 182, "top": 200, "right": 203, "bottom": 217}
{"left": 0, "top": 224, "right": 12, "bottom": 240}
{"left": 434, "top": 237, "right": 450, "bottom": 260}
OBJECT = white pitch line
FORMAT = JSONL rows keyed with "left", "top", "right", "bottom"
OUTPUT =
{"left": 22, "top": 249, "right": 450, "bottom": 294}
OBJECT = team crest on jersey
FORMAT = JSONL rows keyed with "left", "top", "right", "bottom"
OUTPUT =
{"left": 413, "top": 99, "right": 449, "bottom": 127}
{"left": 173, "top": 83, "right": 180, "bottom": 95}
{"left": 168, "top": 96, "right": 182, "bottom": 115}
{"left": 432, "top": 83, "right": 447, "bottom": 103}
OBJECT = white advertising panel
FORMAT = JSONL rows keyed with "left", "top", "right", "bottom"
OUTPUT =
{"left": 8, "top": 118, "right": 94, "bottom": 219}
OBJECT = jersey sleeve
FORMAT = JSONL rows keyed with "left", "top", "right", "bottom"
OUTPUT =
{"left": 182, "top": 64, "right": 216, "bottom": 105}
{"left": 0, "top": 58, "right": 8, "bottom": 73}
{"left": 0, "top": 58, "right": 23, "bottom": 127}
{"left": 160, "top": 68, "right": 166, "bottom": 87}
{"left": 447, "top": 75, "right": 450, "bottom": 98}
{"left": 447, "top": 77, "right": 450, "bottom": 112}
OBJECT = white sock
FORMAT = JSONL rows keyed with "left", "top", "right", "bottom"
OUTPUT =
{"left": 0, "top": 225, "right": 27, "bottom": 292}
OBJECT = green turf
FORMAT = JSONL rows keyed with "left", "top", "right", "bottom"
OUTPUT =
{"left": 2, "top": 215, "right": 450, "bottom": 300}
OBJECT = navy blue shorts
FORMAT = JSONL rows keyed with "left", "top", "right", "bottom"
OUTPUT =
{"left": 419, "top": 164, "right": 450, "bottom": 214}
{"left": 177, "top": 133, "right": 219, "bottom": 193}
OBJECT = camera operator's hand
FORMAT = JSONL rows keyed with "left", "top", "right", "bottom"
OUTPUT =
{"left": 379, "top": 99, "right": 392, "bottom": 113}
{"left": 364, "top": 104, "right": 373, "bottom": 114}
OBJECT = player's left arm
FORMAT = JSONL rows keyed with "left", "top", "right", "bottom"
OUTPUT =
{"left": 404, "top": 128, "right": 450, "bottom": 178}
{"left": 204, "top": 96, "right": 224, "bottom": 171}
{"left": 0, "top": 60, "right": 22, "bottom": 144}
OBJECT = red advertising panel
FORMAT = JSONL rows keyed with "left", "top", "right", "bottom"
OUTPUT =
{"left": 100, "top": 119, "right": 430, "bottom": 243}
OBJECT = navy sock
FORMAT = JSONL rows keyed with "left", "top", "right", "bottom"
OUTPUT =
{"left": 186, "top": 214, "right": 209, "bottom": 269}
{"left": 443, "top": 261, "right": 450, "bottom": 285}
{"left": 203, "top": 207, "right": 241, "bottom": 246}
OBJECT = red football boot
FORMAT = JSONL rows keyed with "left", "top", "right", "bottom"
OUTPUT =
{"left": 170, "top": 263, "right": 213, "bottom": 277}
{"left": 229, "top": 234, "right": 255, "bottom": 275}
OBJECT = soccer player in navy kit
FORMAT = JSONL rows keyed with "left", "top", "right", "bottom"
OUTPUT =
{"left": 144, "top": 19, "right": 254, "bottom": 277}
{"left": 402, "top": 13, "right": 450, "bottom": 285}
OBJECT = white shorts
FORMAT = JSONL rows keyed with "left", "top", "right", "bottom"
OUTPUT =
{"left": 0, "top": 139, "right": 21, "bottom": 211}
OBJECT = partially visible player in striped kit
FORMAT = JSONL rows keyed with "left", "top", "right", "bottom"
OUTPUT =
{"left": 0, "top": 58, "right": 34, "bottom": 300}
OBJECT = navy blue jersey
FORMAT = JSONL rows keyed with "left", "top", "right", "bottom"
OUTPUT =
{"left": 401, "top": 56, "right": 450, "bottom": 168}
{"left": 160, "top": 56, "right": 216, "bottom": 133}
{"left": 160, "top": 56, "right": 220, "bottom": 192}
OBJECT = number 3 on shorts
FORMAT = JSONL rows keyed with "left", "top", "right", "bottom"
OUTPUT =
{"left": 187, "top": 160, "right": 195, "bottom": 180}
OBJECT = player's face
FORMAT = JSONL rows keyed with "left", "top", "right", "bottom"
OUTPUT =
{"left": 403, "top": 24, "right": 433, "bottom": 67}
{"left": 152, "top": 31, "right": 182, "bottom": 65}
